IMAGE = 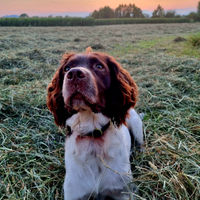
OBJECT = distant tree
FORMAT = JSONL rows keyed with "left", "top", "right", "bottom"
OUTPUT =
{"left": 99, "top": 6, "right": 114, "bottom": 18}
{"left": 197, "top": 1, "right": 200, "bottom": 21}
{"left": 114, "top": 4, "right": 144, "bottom": 18}
{"left": 32, "top": 16, "right": 39, "bottom": 18}
{"left": 175, "top": 15, "right": 181, "bottom": 18}
{"left": 165, "top": 10, "right": 176, "bottom": 18}
{"left": 123, "top": 4, "right": 131, "bottom": 17}
{"left": 48, "top": 15, "right": 53, "bottom": 18}
{"left": 186, "top": 12, "right": 199, "bottom": 21}
{"left": 127, "top": 4, "right": 133, "bottom": 17}
{"left": 91, "top": 6, "right": 114, "bottom": 19}
{"left": 65, "top": 15, "right": 70, "bottom": 18}
{"left": 20, "top": 13, "right": 29, "bottom": 18}
{"left": 121, "top": 4, "right": 133, "bottom": 17}
{"left": 152, "top": 5, "right": 165, "bottom": 18}
{"left": 197, "top": 1, "right": 200, "bottom": 16}
{"left": 91, "top": 10, "right": 99, "bottom": 19}
{"left": 116, "top": 4, "right": 130, "bottom": 18}
{"left": 144, "top": 13, "right": 150, "bottom": 18}
{"left": 132, "top": 4, "right": 144, "bottom": 18}
{"left": 114, "top": 4, "right": 123, "bottom": 18}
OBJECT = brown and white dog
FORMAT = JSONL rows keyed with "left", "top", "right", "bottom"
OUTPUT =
{"left": 47, "top": 48, "right": 144, "bottom": 200}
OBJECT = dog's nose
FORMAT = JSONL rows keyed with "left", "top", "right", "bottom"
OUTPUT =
{"left": 67, "top": 68, "right": 86, "bottom": 80}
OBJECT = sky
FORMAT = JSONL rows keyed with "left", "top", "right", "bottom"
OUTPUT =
{"left": 0, "top": 0, "right": 198, "bottom": 17}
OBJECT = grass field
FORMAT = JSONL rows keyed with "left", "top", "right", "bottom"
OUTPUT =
{"left": 0, "top": 23, "right": 200, "bottom": 200}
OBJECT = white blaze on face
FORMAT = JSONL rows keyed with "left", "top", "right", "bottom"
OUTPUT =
{"left": 62, "top": 67, "right": 98, "bottom": 111}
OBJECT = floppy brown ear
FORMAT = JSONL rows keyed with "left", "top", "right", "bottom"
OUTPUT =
{"left": 105, "top": 56, "right": 138, "bottom": 127}
{"left": 47, "top": 53, "right": 75, "bottom": 127}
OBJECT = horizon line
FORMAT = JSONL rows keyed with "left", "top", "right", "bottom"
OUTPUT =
{"left": 1, "top": 7, "right": 197, "bottom": 18}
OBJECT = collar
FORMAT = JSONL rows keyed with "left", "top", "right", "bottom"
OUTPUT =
{"left": 66, "top": 121, "right": 110, "bottom": 138}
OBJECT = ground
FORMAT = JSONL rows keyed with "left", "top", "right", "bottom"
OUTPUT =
{"left": 0, "top": 23, "right": 200, "bottom": 199}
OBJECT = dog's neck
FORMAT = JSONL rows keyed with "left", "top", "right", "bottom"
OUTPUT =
{"left": 65, "top": 110, "right": 110, "bottom": 136}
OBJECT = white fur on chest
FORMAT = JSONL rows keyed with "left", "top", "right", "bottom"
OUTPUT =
{"left": 64, "top": 111, "right": 132, "bottom": 200}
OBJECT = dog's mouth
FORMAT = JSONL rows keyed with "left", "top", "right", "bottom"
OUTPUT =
{"left": 71, "top": 92, "right": 92, "bottom": 106}
{"left": 65, "top": 91, "right": 100, "bottom": 112}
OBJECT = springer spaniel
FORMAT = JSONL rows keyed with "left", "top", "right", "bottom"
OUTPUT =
{"left": 47, "top": 48, "right": 144, "bottom": 200}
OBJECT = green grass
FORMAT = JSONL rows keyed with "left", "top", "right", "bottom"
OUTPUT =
{"left": 0, "top": 25, "right": 200, "bottom": 199}
{"left": 109, "top": 32, "right": 200, "bottom": 58}
{"left": 130, "top": 34, "right": 200, "bottom": 58}
{"left": 188, "top": 32, "right": 200, "bottom": 47}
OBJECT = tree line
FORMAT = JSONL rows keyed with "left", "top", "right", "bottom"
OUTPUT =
{"left": 0, "top": 17, "right": 94, "bottom": 26}
{"left": 18, "top": 13, "right": 72, "bottom": 18}
{"left": 91, "top": 4, "right": 144, "bottom": 19}
{"left": 9, "top": 1, "right": 200, "bottom": 22}
{"left": 91, "top": 2, "right": 200, "bottom": 21}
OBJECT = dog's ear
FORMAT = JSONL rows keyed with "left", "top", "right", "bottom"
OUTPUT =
{"left": 106, "top": 56, "right": 138, "bottom": 127}
{"left": 47, "top": 53, "right": 74, "bottom": 127}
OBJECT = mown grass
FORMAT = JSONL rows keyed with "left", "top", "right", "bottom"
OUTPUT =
{"left": 188, "top": 32, "right": 200, "bottom": 47}
{"left": 0, "top": 24, "right": 200, "bottom": 200}
{"left": 112, "top": 33, "right": 200, "bottom": 58}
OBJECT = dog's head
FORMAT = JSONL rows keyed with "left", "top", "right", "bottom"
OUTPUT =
{"left": 47, "top": 48, "right": 138, "bottom": 127}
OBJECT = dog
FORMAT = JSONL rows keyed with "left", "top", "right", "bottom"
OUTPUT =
{"left": 47, "top": 48, "right": 144, "bottom": 200}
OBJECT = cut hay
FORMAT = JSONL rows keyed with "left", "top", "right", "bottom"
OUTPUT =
{"left": 0, "top": 25, "right": 199, "bottom": 200}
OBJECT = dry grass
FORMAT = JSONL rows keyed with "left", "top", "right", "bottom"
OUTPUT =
{"left": 0, "top": 23, "right": 200, "bottom": 200}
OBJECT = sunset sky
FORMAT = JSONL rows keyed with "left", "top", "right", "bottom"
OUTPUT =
{"left": 0, "top": 0, "right": 198, "bottom": 17}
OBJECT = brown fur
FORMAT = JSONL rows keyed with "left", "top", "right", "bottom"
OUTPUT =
{"left": 47, "top": 50, "right": 138, "bottom": 127}
{"left": 47, "top": 53, "right": 75, "bottom": 126}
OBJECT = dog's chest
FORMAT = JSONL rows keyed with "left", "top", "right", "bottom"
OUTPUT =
{"left": 65, "top": 128, "right": 123, "bottom": 166}
{"left": 64, "top": 126, "right": 131, "bottom": 197}
{"left": 75, "top": 136, "right": 110, "bottom": 159}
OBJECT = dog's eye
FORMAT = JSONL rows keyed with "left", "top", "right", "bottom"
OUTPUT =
{"left": 65, "top": 66, "right": 71, "bottom": 72}
{"left": 96, "top": 64, "right": 104, "bottom": 70}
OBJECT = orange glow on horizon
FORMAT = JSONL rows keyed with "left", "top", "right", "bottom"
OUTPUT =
{"left": 0, "top": 0, "right": 198, "bottom": 16}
